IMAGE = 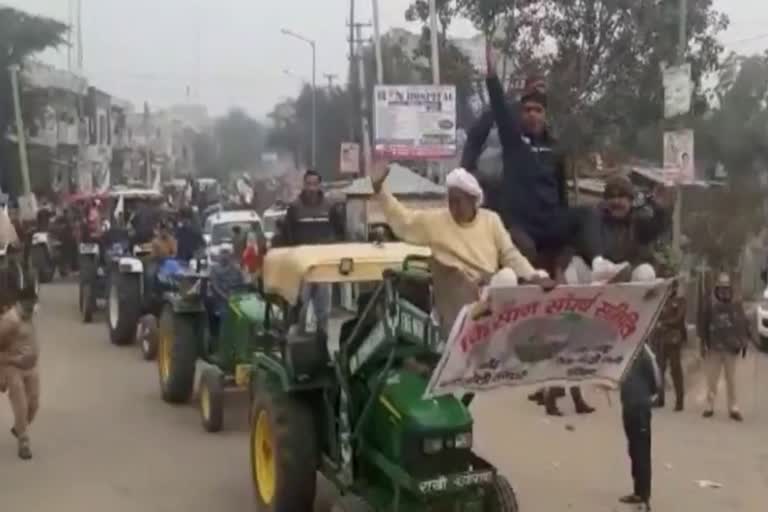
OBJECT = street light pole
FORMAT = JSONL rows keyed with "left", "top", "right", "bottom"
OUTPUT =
{"left": 281, "top": 28, "right": 317, "bottom": 169}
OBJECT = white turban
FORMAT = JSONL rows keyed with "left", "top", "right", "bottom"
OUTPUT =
{"left": 445, "top": 167, "right": 484, "bottom": 205}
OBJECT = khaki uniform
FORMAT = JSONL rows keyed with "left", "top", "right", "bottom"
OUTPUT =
{"left": 0, "top": 307, "right": 40, "bottom": 440}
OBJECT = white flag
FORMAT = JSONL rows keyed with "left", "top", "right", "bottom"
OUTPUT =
{"left": 114, "top": 194, "right": 125, "bottom": 221}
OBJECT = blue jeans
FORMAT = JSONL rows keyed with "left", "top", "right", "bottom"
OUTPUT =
{"left": 300, "top": 283, "right": 332, "bottom": 333}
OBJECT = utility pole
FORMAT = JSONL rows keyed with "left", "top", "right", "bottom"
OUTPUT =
{"left": 9, "top": 66, "right": 32, "bottom": 198}
{"left": 672, "top": 0, "right": 688, "bottom": 256}
{"left": 76, "top": 0, "right": 83, "bottom": 72}
{"left": 371, "top": 0, "right": 384, "bottom": 84}
{"left": 352, "top": 22, "right": 373, "bottom": 176}
{"left": 348, "top": 0, "right": 357, "bottom": 140}
{"left": 428, "top": 0, "right": 442, "bottom": 181}
{"left": 324, "top": 73, "right": 338, "bottom": 89}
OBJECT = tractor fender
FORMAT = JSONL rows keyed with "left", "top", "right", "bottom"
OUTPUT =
{"left": 118, "top": 257, "right": 143, "bottom": 274}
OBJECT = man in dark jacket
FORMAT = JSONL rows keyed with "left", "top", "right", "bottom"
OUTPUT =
{"left": 619, "top": 343, "right": 660, "bottom": 510}
{"left": 483, "top": 43, "right": 606, "bottom": 277}
{"left": 652, "top": 278, "right": 687, "bottom": 411}
{"left": 701, "top": 272, "right": 751, "bottom": 421}
{"left": 175, "top": 208, "right": 205, "bottom": 261}
{"left": 281, "top": 170, "right": 344, "bottom": 247}
{"left": 597, "top": 175, "right": 674, "bottom": 269}
{"left": 282, "top": 170, "right": 345, "bottom": 333}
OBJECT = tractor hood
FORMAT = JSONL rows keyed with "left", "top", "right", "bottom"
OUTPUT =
{"left": 377, "top": 369, "right": 472, "bottom": 433}
{"left": 230, "top": 294, "right": 266, "bottom": 324}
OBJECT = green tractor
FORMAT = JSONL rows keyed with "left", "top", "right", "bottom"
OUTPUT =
{"left": 155, "top": 263, "right": 271, "bottom": 433}
{"left": 247, "top": 243, "right": 519, "bottom": 512}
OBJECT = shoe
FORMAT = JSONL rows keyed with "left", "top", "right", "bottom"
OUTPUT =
{"left": 702, "top": 410, "right": 714, "bottom": 418}
{"left": 17, "top": 435, "right": 32, "bottom": 461}
{"left": 591, "top": 257, "right": 631, "bottom": 284}
{"left": 674, "top": 402, "right": 684, "bottom": 412}
{"left": 729, "top": 410, "right": 743, "bottom": 422}
{"left": 618, "top": 494, "right": 644, "bottom": 504}
{"left": 528, "top": 389, "right": 544, "bottom": 404}
{"left": 575, "top": 402, "right": 595, "bottom": 414}
{"left": 652, "top": 398, "right": 664, "bottom": 409}
{"left": 545, "top": 405, "right": 564, "bottom": 417}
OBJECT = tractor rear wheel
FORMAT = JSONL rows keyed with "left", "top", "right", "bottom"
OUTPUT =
{"left": 157, "top": 306, "right": 199, "bottom": 403}
{"left": 250, "top": 385, "right": 317, "bottom": 512}
{"left": 330, "top": 494, "right": 374, "bottom": 512}
{"left": 137, "top": 314, "right": 159, "bottom": 361}
{"left": 108, "top": 273, "right": 141, "bottom": 345}
{"left": 199, "top": 366, "right": 225, "bottom": 433}
{"left": 486, "top": 475, "right": 520, "bottom": 512}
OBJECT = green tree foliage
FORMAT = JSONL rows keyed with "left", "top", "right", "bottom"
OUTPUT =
{"left": 192, "top": 108, "right": 265, "bottom": 179}
{"left": 540, "top": 0, "right": 728, "bottom": 157}
{"left": 0, "top": 7, "right": 68, "bottom": 193}
{"left": 266, "top": 85, "right": 354, "bottom": 180}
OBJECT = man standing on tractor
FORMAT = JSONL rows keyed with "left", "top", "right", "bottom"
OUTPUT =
{"left": 208, "top": 245, "right": 244, "bottom": 339}
{"left": 700, "top": 272, "right": 752, "bottom": 421}
{"left": 371, "top": 161, "right": 554, "bottom": 335}
{"left": 175, "top": 207, "right": 205, "bottom": 261}
{"left": 483, "top": 41, "right": 624, "bottom": 283}
{"left": 281, "top": 170, "right": 345, "bottom": 333}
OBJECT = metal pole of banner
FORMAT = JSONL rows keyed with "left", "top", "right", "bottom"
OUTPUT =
{"left": 355, "top": 23, "right": 372, "bottom": 177}
{"left": 672, "top": 0, "right": 688, "bottom": 256}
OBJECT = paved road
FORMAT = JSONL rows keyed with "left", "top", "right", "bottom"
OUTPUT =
{"left": 1, "top": 281, "right": 767, "bottom": 511}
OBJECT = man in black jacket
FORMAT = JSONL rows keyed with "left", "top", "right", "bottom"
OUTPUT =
{"left": 620, "top": 343, "right": 660, "bottom": 510}
{"left": 483, "top": 43, "right": 608, "bottom": 278}
{"left": 282, "top": 170, "right": 345, "bottom": 333}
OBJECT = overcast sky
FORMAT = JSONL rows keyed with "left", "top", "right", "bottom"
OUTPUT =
{"left": 6, "top": 0, "right": 768, "bottom": 118}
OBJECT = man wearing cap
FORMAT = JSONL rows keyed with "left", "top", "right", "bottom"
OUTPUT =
{"left": 484, "top": 43, "right": 618, "bottom": 281}
{"left": 371, "top": 161, "right": 553, "bottom": 334}
{"left": 700, "top": 272, "right": 752, "bottom": 421}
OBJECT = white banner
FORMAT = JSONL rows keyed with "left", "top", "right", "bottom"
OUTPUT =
{"left": 425, "top": 281, "right": 671, "bottom": 398}
{"left": 663, "top": 129, "right": 694, "bottom": 184}
{"left": 339, "top": 142, "right": 360, "bottom": 175}
{"left": 662, "top": 64, "right": 692, "bottom": 119}
{"left": 373, "top": 85, "right": 457, "bottom": 159}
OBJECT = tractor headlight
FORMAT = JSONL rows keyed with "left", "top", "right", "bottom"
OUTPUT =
{"left": 454, "top": 432, "right": 473, "bottom": 449}
{"left": 422, "top": 437, "right": 443, "bottom": 454}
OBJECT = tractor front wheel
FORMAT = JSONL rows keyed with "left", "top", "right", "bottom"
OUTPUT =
{"left": 108, "top": 273, "right": 141, "bottom": 345}
{"left": 330, "top": 494, "right": 374, "bottom": 512}
{"left": 157, "top": 306, "right": 199, "bottom": 403}
{"left": 199, "top": 366, "right": 225, "bottom": 433}
{"left": 486, "top": 475, "right": 520, "bottom": 512}
{"left": 137, "top": 314, "right": 159, "bottom": 361}
{"left": 250, "top": 386, "right": 317, "bottom": 512}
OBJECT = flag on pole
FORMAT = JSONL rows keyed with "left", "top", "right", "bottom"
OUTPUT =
{"left": 114, "top": 193, "right": 124, "bottom": 221}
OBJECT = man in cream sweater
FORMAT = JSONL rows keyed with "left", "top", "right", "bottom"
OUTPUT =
{"left": 371, "top": 162, "right": 553, "bottom": 335}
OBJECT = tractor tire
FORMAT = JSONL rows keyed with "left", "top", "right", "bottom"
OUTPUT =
{"left": 137, "top": 314, "right": 159, "bottom": 361}
{"left": 158, "top": 306, "right": 199, "bottom": 403}
{"left": 330, "top": 494, "right": 375, "bottom": 512}
{"left": 250, "top": 385, "right": 318, "bottom": 512}
{"left": 79, "top": 275, "right": 96, "bottom": 324}
{"left": 108, "top": 273, "right": 141, "bottom": 346}
{"left": 32, "top": 246, "right": 54, "bottom": 283}
{"left": 486, "top": 475, "right": 520, "bottom": 512}
{"left": 759, "top": 336, "right": 768, "bottom": 353}
{"left": 199, "top": 366, "right": 225, "bottom": 433}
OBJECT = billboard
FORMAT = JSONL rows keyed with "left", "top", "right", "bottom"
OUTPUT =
{"left": 373, "top": 85, "right": 457, "bottom": 159}
{"left": 663, "top": 129, "right": 695, "bottom": 184}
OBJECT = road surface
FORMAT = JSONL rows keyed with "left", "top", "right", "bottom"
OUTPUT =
{"left": 1, "top": 281, "right": 766, "bottom": 511}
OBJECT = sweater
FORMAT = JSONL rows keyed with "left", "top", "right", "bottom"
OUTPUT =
{"left": 621, "top": 345, "right": 660, "bottom": 412}
{"left": 377, "top": 188, "right": 537, "bottom": 283}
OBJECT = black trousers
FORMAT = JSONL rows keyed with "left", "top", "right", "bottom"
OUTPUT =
{"left": 623, "top": 408, "right": 652, "bottom": 500}
{"left": 508, "top": 206, "right": 603, "bottom": 276}
{"left": 657, "top": 343, "right": 684, "bottom": 406}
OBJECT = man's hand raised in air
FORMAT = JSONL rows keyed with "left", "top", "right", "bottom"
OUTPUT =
{"left": 370, "top": 159, "right": 391, "bottom": 194}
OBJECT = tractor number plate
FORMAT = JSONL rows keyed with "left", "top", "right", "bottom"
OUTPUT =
{"left": 235, "top": 364, "right": 251, "bottom": 387}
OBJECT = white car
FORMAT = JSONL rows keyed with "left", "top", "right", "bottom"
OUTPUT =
{"left": 203, "top": 209, "right": 263, "bottom": 263}
{"left": 262, "top": 206, "right": 287, "bottom": 246}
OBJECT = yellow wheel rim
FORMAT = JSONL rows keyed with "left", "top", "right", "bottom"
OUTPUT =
{"left": 200, "top": 382, "right": 210, "bottom": 421}
{"left": 158, "top": 322, "right": 172, "bottom": 383}
{"left": 253, "top": 410, "right": 276, "bottom": 504}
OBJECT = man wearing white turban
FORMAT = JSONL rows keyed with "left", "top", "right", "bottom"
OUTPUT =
{"left": 372, "top": 162, "right": 553, "bottom": 336}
